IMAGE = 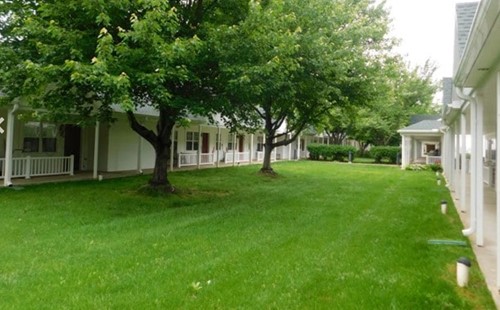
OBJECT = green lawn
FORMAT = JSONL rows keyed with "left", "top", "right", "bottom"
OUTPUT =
{"left": 0, "top": 161, "right": 495, "bottom": 309}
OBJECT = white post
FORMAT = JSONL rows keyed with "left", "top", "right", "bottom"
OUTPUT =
{"left": 469, "top": 102, "right": 477, "bottom": 238}
{"left": 250, "top": 134, "right": 254, "bottom": 163}
{"left": 455, "top": 120, "right": 461, "bottom": 190}
{"left": 401, "top": 135, "right": 406, "bottom": 169}
{"left": 216, "top": 126, "right": 221, "bottom": 168}
{"left": 460, "top": 112, "right": 467, "bottom": 212}
{"left": 288, "top": 133, "right": 292, "bottom": 160}
{"left": 170, "top": 127, "right": 175, "bottom": 171}
{"left": 496, "top": 71, "right": 500, "bottom": 288}
{"left": 25, "top": 156, "right": 31, "bottom": 179}
{"left": 4, "top": 104, "right": 18, "bottom": 187}
{"left": 137, "top": 135, "right": 143, "bottom": 174}
{"left": 475, "top": 96, "right": 484, "bottom": 247}
{"left": 93, "top": 121, "right": 100, "bottom": 179}
{"left": 197, "top": 125, "right": 201, "bottom": 169}
{"left": 297, "top": 134, "right": 301, "bottom": 160}
{"left": 232, "top": 133, "right": 236, "bottom": 166}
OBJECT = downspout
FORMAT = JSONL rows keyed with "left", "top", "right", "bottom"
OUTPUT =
{"left": 455, "top": 87, "right": 476, "bottom": 237}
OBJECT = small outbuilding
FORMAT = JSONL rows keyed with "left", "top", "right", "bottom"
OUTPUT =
{"left": 398, "top": 115, "right": 444, "bottom": 168}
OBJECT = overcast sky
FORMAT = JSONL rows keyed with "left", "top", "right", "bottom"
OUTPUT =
{"left": 383, "top": 0, "right": 478, "bottom": 80}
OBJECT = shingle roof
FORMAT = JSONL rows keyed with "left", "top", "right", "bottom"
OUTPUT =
{"left": 398, "top": 120, "right": 442, "bottom": 133}
{"left": 454, "top": 2, "right": 479, "bottom": 72}
{"left": 442, "top": 77, "right": 453, "bottom": 105}
{"left": 409, "top": 115, "right": 441, "bottom": 125}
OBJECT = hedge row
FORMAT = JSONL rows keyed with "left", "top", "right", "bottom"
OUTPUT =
{"left": 307, "top": 144, "right": 357, "bottom": 162}
{"left": 370, "top": 146, "right": 401, "bottom": 164}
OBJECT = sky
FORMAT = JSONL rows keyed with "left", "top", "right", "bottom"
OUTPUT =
{"left": 383, "top": 0, "right": 478, "bottom": 80}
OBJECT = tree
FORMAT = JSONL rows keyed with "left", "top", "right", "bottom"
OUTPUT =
{"left": 0, "top": 0, "right": 248, "bottom": 192}
{"left": 213, "top": 0, "right": 392, "bottom": 174}
{"left": 351, "top": 58, "right": 439, "bottom": 149}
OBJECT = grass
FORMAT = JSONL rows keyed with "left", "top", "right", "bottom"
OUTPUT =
{"left": 0, "top": 161, "right": 495, "bottom": 309}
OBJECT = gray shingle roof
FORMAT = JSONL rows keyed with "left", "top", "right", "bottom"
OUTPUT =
{"left": 454, "top": 2, "right": 479, "bottom": 72}
{"left": 398, "top": 120, "right": 442, "bottom": 132}
{"left": 442, "top": 77, "right": 453, "bottom": 105}
{"left": 409, "top": 115, "right": 440, "bottom": 125}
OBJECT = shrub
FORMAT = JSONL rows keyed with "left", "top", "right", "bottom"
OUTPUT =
{"left": 405, "top": 164, "right": 430, "bottom": 171}
{"left": 307, "top": 144, "right": 357, "bottom": 162}
{"left": 428, "top": 163, "right": 443, "bottom": 172}
{"left": 370, "top": 146, "right": 401, "bottom": 164}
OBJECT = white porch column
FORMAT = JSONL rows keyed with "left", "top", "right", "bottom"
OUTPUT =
{"left": 297, "top": 134, "right": 301, "bottom": 160}
{"left": 197, "top": 125, "right": 202, "bottom": 169}
{"left": 460, "top": 112, "right": 467, "bottom": 212}
{"left": 401, "top": 135, "right": 412, "bottom": 169}
{"left": 137, "top": 135, "right": 143, "bottom": 174}
{"left": 288, "top": 134, "right": 292, "bottom": 160}
{"left": 475, "top": 97, "right": 484, "bottom": 247}
{"left": 232, "top": 133, "right": 236, "bottom": 166}
{"left": 454, "top": 120, "right": 461, "bottom": 192}
{"left": 249, "top": 133, "right": 254, "bottom": 163}
{"left": 496, "top": 71, "right": 500, "bottom": 288}
{"left": 216, "top": 126, "right": 221, "bottom": 168}
{"left": 4, "top": 103, "right": 19, "bottom": 187}
{"left": 469, "top": 97, "right": 484, "bottom": 246}
{"left": 93, "top": 121, "right": 100, "bottom": 179}
{"left": 170, "top": 127, "right": 175, "bottom": 171}
{"left": 412, "top": 138, "right": 418, "bottom": 162}
{"left": 445, "top": 126, "right": 455, "bottom": 190}
{"left": 401, "top": 135, "right": 407, "bottom": 169}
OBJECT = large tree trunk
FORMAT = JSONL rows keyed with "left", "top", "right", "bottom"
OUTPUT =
{"left": 149, "top": 138, "right": 174, "bottom": 191}
{"left": 260, "top": 135, "right": 276, "bottom": 175}
{"left": 127, "top": 109, "right": 176, "bottom": 192}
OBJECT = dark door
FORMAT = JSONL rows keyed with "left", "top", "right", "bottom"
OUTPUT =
{"left": 201, "top": 133, "right": 209, "bottom": 154}
{"left": 64, "top": 125, "right": 81, "bottom": 171}
{"left": 238, "top": 136, "right": 244, "bottom": 152}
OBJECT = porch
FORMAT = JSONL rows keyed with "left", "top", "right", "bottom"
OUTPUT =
{"left": 0, "top": 155, "right": 74, "bottom": 180}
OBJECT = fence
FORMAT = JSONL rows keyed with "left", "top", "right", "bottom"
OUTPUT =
{"left": 178, "top": 152, "right": 215, "bottom": 168}
{"left": 0, "top": 155, "right": 74, "bottom": 179}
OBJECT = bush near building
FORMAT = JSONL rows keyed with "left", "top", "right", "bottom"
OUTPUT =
{"left": 307, "top": 144, "right": 357, "bottom": 162}
{"left": 370, "top": 146, "right": 401, "bottom": 164}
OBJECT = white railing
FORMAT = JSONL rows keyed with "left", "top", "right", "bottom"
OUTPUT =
{"left": 426, "top": 156, "right": 441, "bottom": 165}
{"left": 255, "top": 151, "right": 276, "bottom": 162}
{"left": 225, "top": 152, "right": 250, "bottom": 164}
{"left": 178, "top": 152, "right": 214, "bottom": 168}
{"left": 0, "top": 156, "right": 74, "bottom": 179}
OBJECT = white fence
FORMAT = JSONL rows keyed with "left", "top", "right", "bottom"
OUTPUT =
{"left": 256, "top": 151, "right": 276, "bottom": 162}
{"left": 224, "top": 152, "right": 250, "bottom": 164}
{"left": 0, "top": 156, "right": 74, "bottom": 179}
{"left": 426, "top": 156, "right": 441, "bottom": 165}
{"left": 178, "top": 152, "right": 215, "bottom": 168}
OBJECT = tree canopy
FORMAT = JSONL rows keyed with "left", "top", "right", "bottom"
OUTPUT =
{"left": 212, "top": 0, "right": 393, "bottom": 173}
{"left": 0, "top": 0, "right": 248, "bottom": 191}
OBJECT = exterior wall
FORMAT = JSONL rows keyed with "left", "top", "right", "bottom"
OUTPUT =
{"left": 104, "top": 114, "right": 155, "bottom": 172}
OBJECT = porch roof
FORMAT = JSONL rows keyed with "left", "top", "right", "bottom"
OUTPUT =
{"left": 397, "top": 120, "right": 443, "bottom": 135}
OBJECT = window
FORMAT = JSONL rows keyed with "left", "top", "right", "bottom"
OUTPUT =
{"left": 257, "top": 136, "right": 264, "bottom": 152}
{"left": 227, "top": 134, "right": 235, "bottom": 150}
{"left": 23, "top": 122, "right": 57, "bottom": 153}
{"left": 186, "top": 131, "right": 199, "bottom": 151}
